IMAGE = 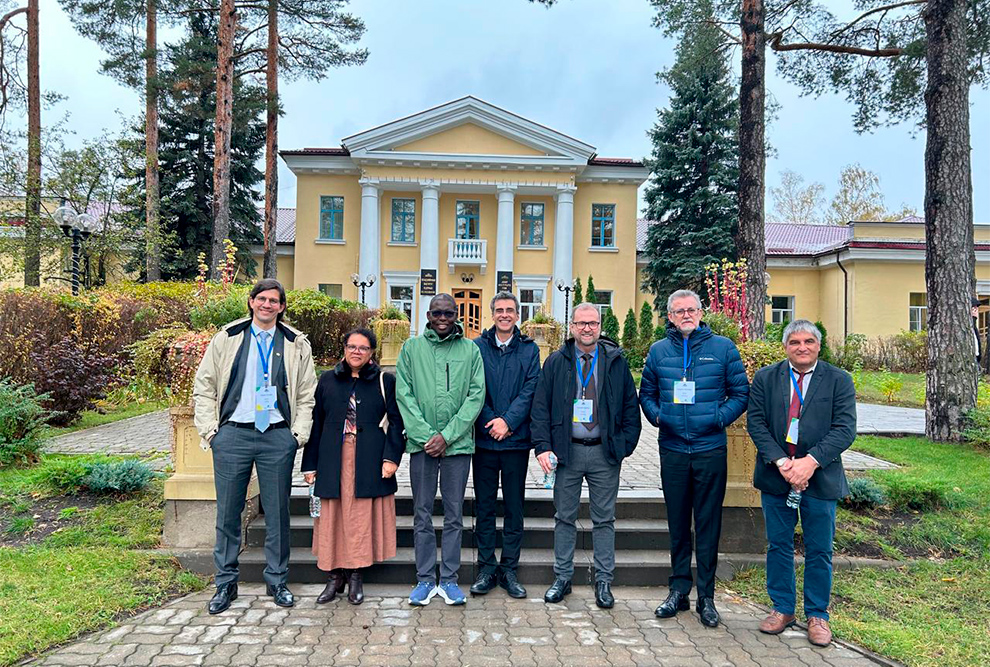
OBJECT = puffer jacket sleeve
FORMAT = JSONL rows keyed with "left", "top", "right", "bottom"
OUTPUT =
{"left": 639, "top": 342, "right": 662, "bottom": 427}
{"left": 291, "top": 335, "right": 318, "bottom": 447}
{"left": 192, "top": 331, "right": 224, "bottom": 449}
{"left": 717, "top": 341, "right": 750, "bottom": 428}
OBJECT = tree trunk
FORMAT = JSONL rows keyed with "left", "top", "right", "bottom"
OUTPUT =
{"left": 924, "top": 0, "right": 976, "bottom": 441}
{"left": 22, "top": 0, "right": 40, "bottom": 287}
{"left": 263, "top": 0, "right": 278, "bottom": 279}
{"left": 211, "top": 0, "right": 236, "bottom": 279}
{"left": 144, "top": 0, "right": 161, "bottom": 282}
{"left": 738, "top": 0, "right": 767, "bottom": 340}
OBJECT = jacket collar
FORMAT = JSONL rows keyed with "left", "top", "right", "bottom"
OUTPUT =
{"left": 333, "top": 359, "right": 380, "bottom": 380}
{"left": 665, "top": 321, "right": 713, "bottom": 346}
{"left": 423, "top": 322, "right": 465, "bottom": 344}
{"left": 560, "top": 335, "right": 621, "bottom": 362}
{"left": 479, "top": 325, "right": 529, "bottom": 350}
{"left": 225, "top": 317, "right": 298, "bottom": 342}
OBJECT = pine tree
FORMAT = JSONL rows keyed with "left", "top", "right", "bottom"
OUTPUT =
{"left": 602, "top": 308, "right": 620, "bottom": 342}
{"left": 641, "top": 16, "right": 738, "bottom": 309}
{"left": 622, "top": 308, "right": 639, "bottom": 350}
{"left": 639, "top": 302, "right": 656, "bottom": 354}
{"left": 585, "top": 275, "right": 597, "bottom": 306}
{"left": 572, "top": 277, "right": 583, "bottom": 308}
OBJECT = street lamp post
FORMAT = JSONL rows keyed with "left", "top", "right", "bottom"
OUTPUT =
{"left": 351, "top": 273, "right": 376, "bottom": 306}
{"left": 53, "top": 206, "right": 95, "bottom": 295}
{"left": 555, "top": 279, "right": 576, "bottom": 328}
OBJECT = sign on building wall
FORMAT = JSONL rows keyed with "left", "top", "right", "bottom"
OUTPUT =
{"left": 496, "top": 271, "right": 513, "bottom": 294}
{"left": 420, "top": 269, "right": 437, "bottom": 296}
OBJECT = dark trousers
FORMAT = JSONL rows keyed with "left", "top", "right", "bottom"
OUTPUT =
{"left": 211, "top": 423, "right": 297, "bottom": 587}
{"left": 660, "top": 447, "right": 727, "bottom": 599}
{"left": 472, "top": 447, "right": 530, "bottom": 576}
{"left": 409, "top": 451, "right": 472, "bottom": 585}
{"left": 762, "top": 491, "right": 837, "bottom": 620}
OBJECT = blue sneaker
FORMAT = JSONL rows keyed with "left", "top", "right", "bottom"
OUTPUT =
{"left": 436, "top": 582, "right": 467, "bottom": 606}
{"left": 408, "top": 581, "right": 438, "bottom": 606}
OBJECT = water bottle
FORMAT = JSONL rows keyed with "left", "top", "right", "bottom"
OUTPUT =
{"left": 542, "top": 452, "right": 558, "bottom": 489}
{"left": 786, "top": 488, "right": 802, "bottom": 510}
{"left": 309, "top": 484, "right": 321, "bottom": 518}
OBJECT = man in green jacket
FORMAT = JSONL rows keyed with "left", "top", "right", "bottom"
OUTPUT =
{"left": 396, "top": 293, "right": 485, "bottom": 607}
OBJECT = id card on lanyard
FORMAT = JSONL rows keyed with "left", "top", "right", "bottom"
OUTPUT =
{"left": 786, "top": 368, "right": 804, "bottom": 445}
{"left": 673, "top": 339, "right": 695, "bottom": 404}
{"left": 573, "top": 348, "right": 598, "bottom": 423}
{"left": 255, "top": 332, "right": 277, "bottom": 412}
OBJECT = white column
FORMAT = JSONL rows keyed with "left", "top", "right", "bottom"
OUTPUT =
{"left": 496, "top": 185, "right": 516, "bottom": 277}
{"left": 552, "top": 185, "right": 576, "bottom": 323}
{"left": 358, "top": 177, "right": 381, "bottom": 309}
{"left": 418, "top": 180, "right": 441, "bottom": 334}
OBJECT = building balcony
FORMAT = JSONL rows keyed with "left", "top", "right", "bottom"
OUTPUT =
{"left": 447, "top": 238, "right": 488, "bottom": 274}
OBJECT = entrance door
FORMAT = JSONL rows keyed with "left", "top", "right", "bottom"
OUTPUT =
{"left": 453, "top": 289, "right": 483, "bottom": 339}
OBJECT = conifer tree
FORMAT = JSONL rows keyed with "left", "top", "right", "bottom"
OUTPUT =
{"left": 584, "top": 275, "right": 597, "bottom": 306}
{"left": 572, "top": 277, "right": 583, "bottom": 308}
{"left": 639, "top": 301, "right": 655, "bottom": 353}
{"left": 602, "top": 308, "right": 620, "bottom": 342}
{"left": 641, "top": 16, "right": 738, "bottom": 309}
{"left": 622, "top": 308, "right": 639, "bottom": 350}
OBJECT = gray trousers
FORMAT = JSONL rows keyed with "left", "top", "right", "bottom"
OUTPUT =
{"left": 409, "top": 451, "right": 472, "bottom": 585}
{"left": 211, "top": 423, "right": 297, "bottom": 587}
{"left": 553, "top": 443, "right": 621, "bottom": 583}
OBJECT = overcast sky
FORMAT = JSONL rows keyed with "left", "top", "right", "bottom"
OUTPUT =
{"left": 28, "top": 0, "right": 990, "bottom": 221}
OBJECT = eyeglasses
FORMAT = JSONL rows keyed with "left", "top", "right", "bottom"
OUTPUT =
{"left": 671, "top": 308, "right": 701, "bottom": 317}
{"left": 345, "top": 344, "right": 372, "bottom": 353}
{"left": 572, "top": 321, "right": 600, "bottom": 330}
{"left": 430, "top": 309, "right": 457, "bottom": 319}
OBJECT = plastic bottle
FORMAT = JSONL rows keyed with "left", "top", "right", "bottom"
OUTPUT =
{"left": 786, "top": 488, "right": 802, "bottom": 510}
{"left": 309, "top": 484, "right": 321, "bottom": 518}
{"left": 543, "top": 452, "right": 558, "bottom": 489}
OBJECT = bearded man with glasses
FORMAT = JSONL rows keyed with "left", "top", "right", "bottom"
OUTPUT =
{"left": 639, "top": 289, "right": 749, "bottom": 628}
{"left": 395, "top": 293, "right": 485, "bottom": 607}
{"left": 531, "top": 302, "right": 641, "bottom": 608}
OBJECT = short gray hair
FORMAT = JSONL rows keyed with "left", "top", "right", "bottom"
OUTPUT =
{"left": 490, "top": 291, "right": 519, "bottom": 313}
{"left": 666, "top": 289, "right": 702, "bottom": 313}
{"left": 571, "top": 302, "right": 600, "bottom": 321}
{"left": 782, "top": 319, "right": 822, "bottom": 345}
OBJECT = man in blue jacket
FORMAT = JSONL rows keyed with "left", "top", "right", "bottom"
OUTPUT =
{"left": 469, "top": 292, "right": 541, "bottom": 599}
{"left": 639, "top": 289, "right": 749, "bottom": 627}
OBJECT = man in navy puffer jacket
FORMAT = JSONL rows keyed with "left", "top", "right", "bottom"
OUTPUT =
{"left": 639, "top": 289, "right": 749, "bottom": 628}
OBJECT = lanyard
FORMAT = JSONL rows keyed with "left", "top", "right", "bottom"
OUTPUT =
{"left": 254, "top": 330, "right": 275, "bottom": 387}
{"left": 682, "top": 339, "right": 692, "bottom": 380}
{"left": 789, "top": 368, "right": 806, "bottom": 411}
{"left": 575, "top": 348, "right": 599, "bottom": 399}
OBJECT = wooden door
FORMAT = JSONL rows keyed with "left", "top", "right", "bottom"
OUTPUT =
{"left": 453, "top": 289, "right": 482, "bottom": 339}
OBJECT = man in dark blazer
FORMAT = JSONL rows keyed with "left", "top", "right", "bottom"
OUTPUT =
{"left": 747, "top": 319, "right": 856, "bottom": 648}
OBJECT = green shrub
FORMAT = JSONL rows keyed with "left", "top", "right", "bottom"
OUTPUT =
{"left": 834, "top": 333, "right": 867, "bottom": 371}
{"left": 963, "top": 404, "right": 990, "bottom": 449}
{"left": 737, "top": 340, "right": 786, "bottom": 380}
{"left": 374, "top": 304, "right": 408, "bottom": 321}
{"left": 764, "top": 322, "right": 785, "bottom": 344}
{"left": 880, "top": 475, "right": 958, "bottom": 512}
{"left": 83, "top": 460, "right": 155, "bottom": 495}
{"left": 891, "top": 330, "right": 927, "bottom": 372}
{"left": 0, "top": 380, "right": 50, "bottom": 466}
{"left": 284, "top": 288, "right": 372, "bottom": 365}
{"left": 702, "top": 312, "right": 741, "bottom": 343}
{"left": 843, "top": 476, "right": 887, "bottom": 509}
{"left": 601, "top": 307, "right": 620, "bottom": 341}
{"left": 189, "top": 287, "right": 250, "bottom": 330}
{"left": 877, "top": 368, "right": 904, "bottom": 404}
{"left": 39, "top": 458, "right": 90, "bottom": 493}
{"left": 814, "top": 321, "right": 834, "bottom": 364}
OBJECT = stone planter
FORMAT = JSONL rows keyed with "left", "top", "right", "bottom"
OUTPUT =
{"left": 375, "top": 318, "right": 411, "bottom": 370}
{"left": 724, "top": 413, "right": 760, "bottom": 507}
{"left": 521, "top": 322, "right": 553, "bottom": 364}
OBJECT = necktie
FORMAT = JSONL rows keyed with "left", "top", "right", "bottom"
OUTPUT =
{"left": 582, "top": 353, "right": 598, "bottom": 431}
{"left": 255, "top": 330, "right": 271, "bottom": 433}
{"left": 786, "top": 370, "right": 805, "bottom": 456}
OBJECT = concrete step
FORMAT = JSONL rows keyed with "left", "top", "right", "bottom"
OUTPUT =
{"left": 245, "top": 514, "right": 674, "bottom": 551}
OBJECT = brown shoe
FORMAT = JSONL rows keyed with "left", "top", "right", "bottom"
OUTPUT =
{"left": 316, "top": 570, "right": 346, "bottom": 604}
{"left": 807, "top": 617, "right": 833, "bottom": 646}
{"left": 759, "top": 610, "right": 796, "bottom": 634}
{"left": 347, "top": 569, "right": 364, "bottom": 605}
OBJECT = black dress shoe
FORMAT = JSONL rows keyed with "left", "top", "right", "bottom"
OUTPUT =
{"left": 470, "top": 572, "right": 498, "bottom": 595}
{"left": 655, "top": 590, "right": 690, "bottom": 618}
{"left": 543, "top": 578, "right": 572, "bottom": 603}
{"left": 499, "top": 571, "right": 527, "bottom": 599}
{"left": 266, "top": 583, "right": 295, "bottom": 608}
{"left": 347, "top": 569, "right": 364, "bottom": 605}
{"left": 595, "top": 581, "right": 614, "bottom": 609}
{"left": 316, "top": 570, "right": 346, "bottom": 604}
{"left": 697, "top": 596, "right": 720, "bottom": 627}
{"left": 208, "top": 582, "right": 238, "bottom": 615}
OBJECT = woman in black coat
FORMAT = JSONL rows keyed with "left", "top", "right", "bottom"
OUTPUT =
{"left": 301, "top": 327, "right": 404, "bottom": 605}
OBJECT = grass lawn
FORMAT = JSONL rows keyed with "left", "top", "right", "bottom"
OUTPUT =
{"left": 0, "top": 456, "right": 206, "bottom": 666}
{"left": 42, "top": 400, "right": 167, "bottom": 439}
{"left": 854, "top": 370, "right": 925, "bottom": 408}
{"left": 729, "top": 435, "right": 990, "bottom": 667}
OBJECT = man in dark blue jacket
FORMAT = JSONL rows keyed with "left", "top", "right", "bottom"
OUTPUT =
{"left": 470, "top": 292, "right": 541, "bottom": 599}
{"left": 639, "top": 289, "right": 749, "bottom": 627}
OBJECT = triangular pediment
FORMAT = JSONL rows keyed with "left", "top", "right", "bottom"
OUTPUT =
{"left": 341, "top": 96, "right": 596, "bottom": 167}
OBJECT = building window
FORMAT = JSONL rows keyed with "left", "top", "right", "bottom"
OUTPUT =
{"left": 909, "top": 293, "right": 928, "bottom": 331}
{"left": 456, "top": 200, "right": 480, "bottom": 239}
{"left": 319, "top": 283, "right": 342, "bottom": 299}
{"left": 391, "top": 198, "right": 416, "bottom": 243}
{"left": 319, "top": 196, "right": 344, "bottom": 240}
{"left": 520, "top": 203, "right": 544, "bottom": 246}
{"left": 390, "top": 285, "right": 414, "bottom": 321}
{"left": 771, "top": 296, "right": 795, "bottom": 325}
{"left": 519, "top": 288, "right": 545, "bottom": 323}
{"left": 591, "top": 204, "right": 615, "bottom": 248}
{"left": 592, "top": 290, "right": 613, "bottom": 316}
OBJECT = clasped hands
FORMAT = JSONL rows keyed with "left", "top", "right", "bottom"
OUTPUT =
{"left": 303, "top": 459, "right": 398, "bottom": 485}
{"left": 778, "top": 455, "right": 818, "bottom": 492}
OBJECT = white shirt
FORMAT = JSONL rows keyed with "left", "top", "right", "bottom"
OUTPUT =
{"left": 787, "top": 362, "right": 818, "bottom": 405}
{"left": 496, "top": 334, "right": 513, "bottom": 349}
{"left": 230, "top": 323, "right": 285, "bottom": 425}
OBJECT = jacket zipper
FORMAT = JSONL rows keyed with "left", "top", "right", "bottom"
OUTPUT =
{"left": 446, "top": 363, "right": 450, "bottom": 391}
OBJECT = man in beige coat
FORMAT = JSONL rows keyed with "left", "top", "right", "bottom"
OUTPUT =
{"left": 193, "top": 279, "right": 317, "bottom": 614}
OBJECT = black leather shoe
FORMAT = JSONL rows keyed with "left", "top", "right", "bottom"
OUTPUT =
{"left": 266, "top": 583, "right": 295, "bottom": 608}
{"left": 470, "top": 571, "right": 498, "bottom": 595}
{"left": 499, "top": 571, "right": 527, "bottom": 599}
{"left": 655, "top": 590, "right": 690, "bottom": 618}
{"left": 697, "top": 596, "right": 720, "bottom": 627}
{"left": 543, "top": 578, "right": 572, "bottom": 603}
{"left": 317, "top": 570, "right": 346, "bottom": 604}
{"left": 208, "top": 582, "right": 237, "bottom": 615}
{"left": 595, "top": 581, "right": 614, "bottom": 609}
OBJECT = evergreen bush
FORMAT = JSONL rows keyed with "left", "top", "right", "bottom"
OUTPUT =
{"left": 842, "top": 476, "right": 887, "bottom": 509}
{"left": 702, "top": 312, "right": 741, "bottom": 343}
{"left": 602, "top": 308, "right": 620, "bottom": 341}
{"left": 39, "top": 458, "right": 91, "bottom": 493}
{"left": 0, "top": 380, "right": 50, "bottom": 466}
{"left": 83, "top": 460, "right": 155, "bottom": 495}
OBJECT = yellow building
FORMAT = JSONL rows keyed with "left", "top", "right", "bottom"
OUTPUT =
{"left": 272, "top": 96, "right": 649, "bottom": 336}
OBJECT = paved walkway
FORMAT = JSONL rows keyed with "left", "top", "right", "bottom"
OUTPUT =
{"left": 25, "top": 585, "right": 890, "bottom": 667}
